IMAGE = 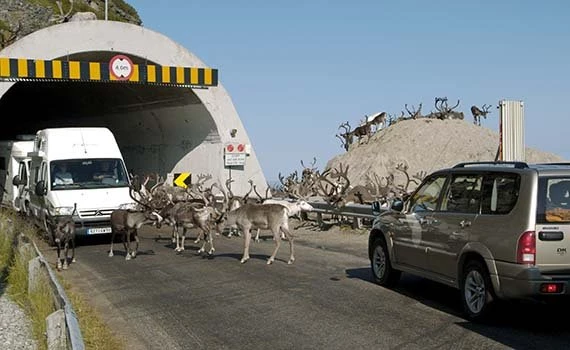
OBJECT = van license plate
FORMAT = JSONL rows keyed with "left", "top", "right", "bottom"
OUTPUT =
{"left": 88, "top": 227, "right": 112, "bottom": 234}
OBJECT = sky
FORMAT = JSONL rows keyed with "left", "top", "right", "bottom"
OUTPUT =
{"left": 131, "top": 0, "right": 570, "bottom": 184}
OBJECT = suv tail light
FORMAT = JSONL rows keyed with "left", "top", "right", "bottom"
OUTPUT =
{"left": 517, "top": 231, "right": 536, "bottom": 265}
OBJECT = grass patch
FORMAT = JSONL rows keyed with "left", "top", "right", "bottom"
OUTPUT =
{"left": 1, "top": 209, "right": 123, "bottom": 349}
{"left": 62, "top": 279, "right": 126, "bottom": 350}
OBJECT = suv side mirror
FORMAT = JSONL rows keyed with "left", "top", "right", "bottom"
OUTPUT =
{"left": 371, "top": 201, "right": 382, "bottom": 216}
{"left": 35, "top": 181, "right": 47, "bottom": 196}
{"left": 391, "top": 199, "right": 404, "bottom": 212}
{"left": 12, "top": 175, "right": 21, "bottom": 186}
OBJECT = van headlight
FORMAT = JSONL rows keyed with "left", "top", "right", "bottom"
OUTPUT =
{"left": 53, "top": 206, "right": 75, "bottom": 216}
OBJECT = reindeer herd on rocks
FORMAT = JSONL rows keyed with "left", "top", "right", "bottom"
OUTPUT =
{"left": 336, "top": 97, "right": 495, "bottom": 151}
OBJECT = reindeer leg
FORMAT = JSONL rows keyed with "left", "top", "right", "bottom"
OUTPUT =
{"left": 241, "top": 227, "right": 252, "bottom": 263}
{"left": 62, "top": 241, "right": 69, "bottom": 270}
{"left": 180, "top": 227, "right": 187, "bottom": 252}
{"left": 281, "top": 226, "right": 295, "bottom": 264}
{"left": 71, "top": 236, "right": 76, "bottom": 263}
{"left": 254, "top": 228, "right": 261, "bottom": 242}
{"left": 109, "top": 231, "right": 115, "bottom": 257}
{"left": 56, "top": 242, "right": 63, "bottom": 270}
{"left": 131, "top": 231, "right": 139, "bottom": 258}
{"left": 125, "top": 230, "right": 132, "bottom": 261}
{"left": 267, "top": 227, "right": 282, "bottom": 265}
{"left": 207, "top": 230, "right": 215, "bottom": 255}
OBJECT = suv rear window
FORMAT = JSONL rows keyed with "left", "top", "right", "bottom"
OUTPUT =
{"left": 480, "top": 173, "right": 520, "bottom": 215}
{"left": 537, "top": 178, "right": 570, "bottom": 223}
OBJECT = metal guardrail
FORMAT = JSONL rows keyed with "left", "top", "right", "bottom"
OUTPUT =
{"left": 307, "top": 199, "right": 376, "bottom": 219}
{"left": 31, "top": 241, "right": 85, "bottom": 350}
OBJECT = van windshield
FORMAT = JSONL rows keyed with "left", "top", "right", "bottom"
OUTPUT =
{"left": 50, "top": 158, "right": 129, "bottom": 190}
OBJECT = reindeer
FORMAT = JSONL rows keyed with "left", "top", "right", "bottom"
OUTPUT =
{"left": 367, "top": 112, "right": 387, "bottom": 133}
{"left": 336, "top": 121, "right": 353, "bottom": 151}
{"left": 316, "top": 163, "right": 352, "bottom": 209}
{"left": 109, "top": 185, "right": 164, "bottom": 260}
{"left": 471, "top": 104, "right": 493, "bottom": 126}
{"left": 432, "top": 97, "right": 463, "bottom": 120}
{"left": 352, "top": 120, "right": 372, "bottom": 145}
{"left": 405, "top": 103, "right": 423, "bottom": 119}
{"left": 50, "top": 0, "right": 75, "bottom": 23}
{"left": 215, "top": 203, "right": 295, "bottom": 264}
{"left": 49, "top": 204, "right": 77, "bottom": 270}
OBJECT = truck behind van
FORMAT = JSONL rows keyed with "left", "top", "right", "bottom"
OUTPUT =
{"left": 26, "top": 127, "right": 135, "bottom": 242}
{"left": 0, "top": 136, "right": 35, "bottom": 213}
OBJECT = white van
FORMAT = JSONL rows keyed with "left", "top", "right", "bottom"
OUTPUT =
{"left": 0, "top": 137, "right": 35, "bottom": 213}
{"left": 27, "top": 127, "right": 135, "bottom": 242}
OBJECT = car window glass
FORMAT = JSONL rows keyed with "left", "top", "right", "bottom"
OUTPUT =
{"left": 409, "top": 175, "right": 447, "bottom": 212}
{"left": 542, "top": 179, "right": 570, "bottom": 223}
{"left": 480, "top": 173, "right": 519, "bottom": 215}
{"left": 441, "top": 174, "right": 482, "bottom": 213}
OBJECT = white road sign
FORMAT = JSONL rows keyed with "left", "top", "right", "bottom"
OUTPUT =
{"left": 109, "top": 55, "right": 134, "bottom": 80}
{"left": 225, "top": 153, "right": 246, "bottom": 166}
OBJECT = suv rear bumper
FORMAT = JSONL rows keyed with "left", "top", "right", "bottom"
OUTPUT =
{"left": 495, "top": 261, "right": 570, "bottom": 299}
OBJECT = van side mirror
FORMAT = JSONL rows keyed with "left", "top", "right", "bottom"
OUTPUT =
{"left": 391, "top": 199, "right": 404, "bottom": 212}
{"left": 12, "top": 175, "right": 21, "bottom": 186}
{"left": 35, "top": 181, "right": 47, "bottom": 196}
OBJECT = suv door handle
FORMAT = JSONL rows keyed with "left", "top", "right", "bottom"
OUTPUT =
{"left": 419, "top": 217, "right": 438, "bottom": 225}
{"left": 459, "top": 220, "right": 471, "bottom": 228}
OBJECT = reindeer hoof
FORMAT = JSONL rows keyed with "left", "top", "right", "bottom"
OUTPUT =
{"left": 240, "top": 257, "right": 249, "bottom": 264}
{"left": 197, "top": 248, "right": 205, "bottom": 254}
{"left": 63, "top": 264, "right": 69, "bottom": 270}
{"left": 125, "top": 254, "right": 132, "bottom": 261}
{"left": 108, "top": 252, "right": 114, "bottom": 257}
{"left": 267, "top": 258, "right": 274, "bottom": 265}
{"left": 208, "top": 249, "right": 215, "bottom": 255}
{"left": 288, "top": 258, "right": 295, "bottom": 265}
{"left": 72, "top": 258, "right": 76, "bottom": 263}
{"left": 131, "top": 252, "right": 137, "bottom": 258}
{"left": 194, "top": 239, "right": 200, "bottom": 244}
{"left": 56, "top": 262, "right": 62, "bottom": 270}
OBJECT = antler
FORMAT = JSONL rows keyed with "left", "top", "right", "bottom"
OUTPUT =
{"left": 51, "top": 0, "right": 75, "bottom": 23}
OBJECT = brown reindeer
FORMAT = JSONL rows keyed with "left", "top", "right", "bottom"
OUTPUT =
{"left": 471, "top": 104, "right": 493, "bottom": 126}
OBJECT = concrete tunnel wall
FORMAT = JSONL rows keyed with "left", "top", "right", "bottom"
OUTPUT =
{"left": 0, "top": 21, "right": 267, "bottom": 196}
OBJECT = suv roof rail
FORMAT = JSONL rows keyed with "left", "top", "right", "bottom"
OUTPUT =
{"left": 533, "top": 162, "right": 570, "bottom": 167}
{"left": 453, "top": 161, "right": 529, "bottom": 169}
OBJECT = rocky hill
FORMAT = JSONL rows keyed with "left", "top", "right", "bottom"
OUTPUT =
{"left": 0, "top": 0, "right": 141, "bottom": 48}
{"left": 325, "top": 118, "right": 566, "bottom": 191}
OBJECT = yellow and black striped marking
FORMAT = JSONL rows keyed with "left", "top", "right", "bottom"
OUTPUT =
{"left": 0, "top": 57, "right": 218, "bottom": 88}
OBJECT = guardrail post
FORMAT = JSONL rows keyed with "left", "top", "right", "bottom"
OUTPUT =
{"left": 28, "top": 256, "right": 42, "bottom": 295}
{"left": 352, "top": 217, "right": 362, "bottom": 229}
{"left": 46, "top": 309, "right": 67, "bottom": 350}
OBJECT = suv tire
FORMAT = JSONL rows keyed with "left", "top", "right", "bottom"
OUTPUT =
{"left": 460, "top": 260, "right": 495, "bottom": 321}
{"left": 370, "top": 237, "right": 401, "bottom": 287}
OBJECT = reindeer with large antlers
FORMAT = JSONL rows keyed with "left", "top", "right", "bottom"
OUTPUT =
{"left": 432, "top": 97, "right": 464, "bottom": 120}
{"left": 471, "top": 104, "right": 493, "bottom": 126}
{"left": 109, "top": 181, "right": 164, "bottom": 260}
{"left": 405, "top": 103, "right": 423, "bottom": 119}
{"left": 51, "top": 0, "right": 75, "bottom": 23}
{"left": 316, "top": 163, "right": 351, "bottom": 209}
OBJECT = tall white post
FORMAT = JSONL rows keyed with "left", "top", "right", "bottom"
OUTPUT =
{"left": 105, "top": 0, "right": 108, "bottom": 20}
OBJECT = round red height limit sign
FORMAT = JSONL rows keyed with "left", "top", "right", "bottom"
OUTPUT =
{"left": 109, "top": 55, "right": 134, "bottom": 80}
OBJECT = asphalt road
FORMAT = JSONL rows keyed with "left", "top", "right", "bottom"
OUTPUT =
{"left": 38, "top": 222, "right": 570, "bottom": 350}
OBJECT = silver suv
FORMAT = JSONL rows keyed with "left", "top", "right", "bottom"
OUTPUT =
{"left": 368, "top": 161, "right": 570, "bottom": 320}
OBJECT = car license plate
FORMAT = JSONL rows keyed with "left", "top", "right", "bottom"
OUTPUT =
{"left": 88, "top": 227, "right": 112, "bottom": 235}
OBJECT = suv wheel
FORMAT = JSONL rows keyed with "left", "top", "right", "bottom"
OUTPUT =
{"left": 371, "top": 238, "right": 401, "bottom": 287}
{"left": 461, "top": 260, "right": 495, "bottom": 320}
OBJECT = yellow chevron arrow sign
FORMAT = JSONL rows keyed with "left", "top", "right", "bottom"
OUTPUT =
{"left": 173, "top": 172, "right": 192, "bottom": 188}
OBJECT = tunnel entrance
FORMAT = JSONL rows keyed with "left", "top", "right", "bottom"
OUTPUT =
{"left": 0, "top": 20, "right": 268, "bottom": 198}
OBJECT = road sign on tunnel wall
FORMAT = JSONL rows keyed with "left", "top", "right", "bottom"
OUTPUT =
{"left": 173, "top": 172, "right": 192, "bottom": 188}
{"left": 224, "top": 143, "right": 248, "bottom": 166}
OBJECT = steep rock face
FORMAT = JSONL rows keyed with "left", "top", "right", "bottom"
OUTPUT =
{"left": 326, "top": 118, "right": 565, "bottom": 190}
{"left": 0, "top": 0, "right": 141, "bottom": 48}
